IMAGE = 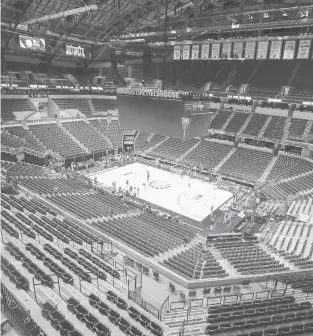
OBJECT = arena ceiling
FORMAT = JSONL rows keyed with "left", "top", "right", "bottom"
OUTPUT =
{"left": 1, "top": 0, "right": 312, "bottom": 61}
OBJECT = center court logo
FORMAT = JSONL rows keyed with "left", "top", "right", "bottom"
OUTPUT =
{"left": 149, "top": 180, "right": 171, "bottom": 189}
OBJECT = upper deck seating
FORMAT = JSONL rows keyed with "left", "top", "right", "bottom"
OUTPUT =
{"left": 210, "top": 111, "right": 232, "bottom": 130}
{"left": 53, "top": 98, "right": 93, "bottom": 116}
{"left": 288, "top": 118, "right": 308, "bottom": 139}
{"left": 224, "top": 112, "right": 249, "bottom": 133}
{"left": 242, "top": 114, "right": 268, "bottom": 136}
{"left": 91, "top": 99, "right": 117, "bottom": 113}
{"left": 134, "top": 132, "right": 150, "bottom": 153}
{"left": 263, "top": 116, "right": 287, "bottom": 140}
{"left": 1, "top": 99, "right": 34, "bottom": 121}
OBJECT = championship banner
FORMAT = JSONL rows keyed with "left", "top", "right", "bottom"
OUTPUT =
{"left": 244, "top": 42, "right": 256, "bottom": 59}
{"left": 182, "top": 45, "right": 191, "bottom": 60}
{"left": 211, "top": 43, "right": 221, "bottom": 59}
{"left": 173, "top": 45, "right": 181, "bottom": 60}
{"left": 269, "top": 40, "right": 282, "bottom": 59}
{"left": 282, "top": 40, "right": 296, "bottom": 59}
{"left": 191, "top": 45, "right": 200, "bottom": 60}
{"left": 233, "top": 42, "right": 244, "bottom": 59}
{"left": 201, "top": 44, "right": 210, "bottom": 59}
{"left": 256, "top": 41, "right": 269, "bottom": 60}
{"left": 222, "top": 43, "right": 232, "bottom": 59}
{"left": 297, "top": 39, "right": 311, "bottom": 59}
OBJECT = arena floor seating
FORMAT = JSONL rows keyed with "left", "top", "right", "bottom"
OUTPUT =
{"left": 242, "top": 113, "right": 268, "bottom": 136}
{"left": 29, "top": 123, "right": 87, "bottom": 158}
{"left": 183, "top": 140, "right": 233, "bottom": 170}
{"left": 218, "top": 147, "right": 273, "bottom": 181}
{"left": 62, "top": 121, "right": 111, "bottom": 153}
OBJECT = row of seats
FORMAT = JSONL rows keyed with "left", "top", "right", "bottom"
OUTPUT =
{"left": 89, "top": 119, "right": 123, "bottom": 148}
{"left": 48, "top": 191, "right": 133, "bottom": 219}
{"left": 1, "top": 98, "right": 34, "bottom": 121}
{"left": 29, "top": 123, "right": 87, "bottom": 158}
{"left": 6, "top": 161, "right": 47, "bottom": 177}
{"left": 62, "top": 121, "right": 111, "bottom": 153}
{"left": 219, "top": 147, "right": 273, "bottom": 181}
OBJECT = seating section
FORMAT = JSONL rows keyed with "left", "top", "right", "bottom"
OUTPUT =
{"left": 89, "top": 119, "right": 123, "bottom": 148}
{"left": 224, "top": 113, "right": 249, "bottom": 133}
{"left": 214, "top": 240, "right": 288, "bottom": 275}
{"left": 29, "top": 123, "right": 87, "bottom": 157}
{"left": 266, "top": 156, "right": 313, "bottom": 181}
{"left": 91, "top": 99, "right": 117, "bottom": 113}
{"left": 150, "top": 138, "right": 198, "bottom": 161}
{"left": 53, "top": 98, "right": 93, "bottom": 117}
{"left": 288, "top": 118, "right": 308, "bottom": 139}
{"left": 143, "top": 134, "right": 166, "bottom": 152}
{"left": 242, "top": 114, "right": 268, "bottom": 136}
{"left": 6, "top": 162, "right": 47, "bottom": 177}
{"left": 183, "top": 141, "right": 233, "bottom": 170}
{"left": 219, "top": 147, "right": 273, "bottom": 181}
{"left": 1, "top": 193, "right": 165, "bottom": 336}
{"left": 263, "top": 116, "right": 287, "bottom": 140}
{"left": 134, "top": 132, "right": 150, "bottom": 153}
{"left": 210, "top": 110, "right": 232, "bottom": 130}
{"left": 206, "top": 295, "right": 313, "bottom": 336}
{"left": 48, "top": 191, "right": 134, "bottom": 219}
{"left": 62, "top": 121, "right": 111, "bottom": 152}
{"left": 263, "top": 219, "right": 313, "bottom": 269}
{"left": 264, "top": 172, "right": 313, "bottom": 199}
{"left": 19, "top": 176, "right": 90, "bottom": 195}
{"left": 289, "top": 87, "right": 313, "bottom": 100}
{"left": 94, "top": 215, "right": 194, "bottom": 257}
{"left": 162, "top": 244, "right": 228, "bottom": 280}
{"left": 5, "top": 126, "right": 47, "bottom": 152}
{"left": 1, "top": 99, "right": 34, "bottom": 121}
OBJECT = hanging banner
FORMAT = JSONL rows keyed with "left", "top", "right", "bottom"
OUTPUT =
{"left": 256, "top": 41, "right": 269, "bottom": 60}
{"left": 191, "top": 45, "right": 200, "bottom": 60}
{"left": 233, "top": 42, "right": 244, "bottom": 59}
{"left": 269, "top": 40, "right": 282, "bottom": 59}
{"left": 297, "top": 39, "right": 311, "bottom": 59}
{"left": 222, "top": 43, "right": 232, "bottom": 59}
{"left": 282, "top": 40, "right": 296, "bottom": 60}
{"left": 244, "top": 42, "right": 256, "bottom": 59}
{"left": 211, "top": 43, "right": 221, "bottom": 60}
{"left": 173, "top": 45, "right": 181, "bottom": 60}
{"left": 201, "top": 44, "right": 210, "bottom": 59}
{"left": 182, "top": 45, "right": 191, "bottom": 60}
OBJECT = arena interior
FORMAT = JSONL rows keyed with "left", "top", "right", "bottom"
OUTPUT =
{"left": 1, "top": 0, "right": 313, "bottom": 335}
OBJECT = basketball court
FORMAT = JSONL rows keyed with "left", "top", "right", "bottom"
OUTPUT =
{"left": 90, "top": 163, "right": 233, "bottom": 222}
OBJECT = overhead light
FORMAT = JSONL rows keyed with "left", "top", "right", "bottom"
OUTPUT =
{"left": 300, "top": 8, "right": 309, "bottom": 19}
{"left": 264, "top": 12, "right": 270, "bottom": 19}
{"left": 282, "top": 11, "right": 288, "bottom": 17}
